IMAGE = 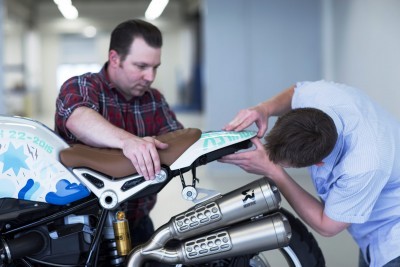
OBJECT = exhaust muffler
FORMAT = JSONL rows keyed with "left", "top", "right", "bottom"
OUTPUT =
{"left": 172, "top": 176, "right": 281, "bottom": 239}
{"left": 146, "top": 177, "right": 281, "bottom": 250}
{"left": 126, "top": 212, "right": 291, "bottom": 266}
{"left": 126, "top": 177, "right": 286, "bottom": 266}
{"left": 135, "top": 177, "right": 281, "bottom": 253}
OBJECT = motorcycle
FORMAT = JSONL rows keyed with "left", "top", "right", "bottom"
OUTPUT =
{"left": 0, "top": 115, "right": 325, "bottom": 267}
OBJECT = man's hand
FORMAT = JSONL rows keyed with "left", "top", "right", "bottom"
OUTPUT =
{"left": 223, "top": 86, "right": 295, "bottom": 138}
{"left": 121, "top": 136, "right": 168, "bottom": 180}
{"left": 218, "top": 138, "right": 281, "bottom": 177}
{"left": 66, "top": 107, "right": 170, "bottom": 180}
{"left": 223, "top": 105, "right": 269, "bottom": 138}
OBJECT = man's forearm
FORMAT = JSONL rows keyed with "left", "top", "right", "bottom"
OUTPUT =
{"left": 259, "top": 85, "right": 295, "bottom": 117}
{"left": 66, "top": 106, "right": 132, "bottom": 148}
{"left": 271, "top": 168, "right": 349, "bottom": 237}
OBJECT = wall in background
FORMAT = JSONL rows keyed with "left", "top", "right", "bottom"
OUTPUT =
{"left": 202, "top": 0, "right": 322, "bottom": 173}
{"left": 2, "top": 8, "right": 35, "bottom": 116}
{"left": 0, "top": 0, "right": 5, "bottom": 114}
{"left": 327, "top": 0, "right": 400, "bottom": 117}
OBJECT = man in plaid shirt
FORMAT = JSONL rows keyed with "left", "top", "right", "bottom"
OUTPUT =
{"left": 54, "top": 19, "right": 183, "bottom": 263}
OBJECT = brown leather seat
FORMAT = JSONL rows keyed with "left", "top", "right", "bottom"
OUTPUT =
{"left": 59, "top": 128, "right": 202, "bottom": 178}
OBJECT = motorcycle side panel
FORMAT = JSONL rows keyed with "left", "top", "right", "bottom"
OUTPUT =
{"left": 170, "top": 130, "right": 256, "bottom": 170}
{"left": 0, "top": 116, "right": 90, "bottom": 205}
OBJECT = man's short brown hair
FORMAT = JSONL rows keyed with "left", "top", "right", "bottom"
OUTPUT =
{"left": 265, "top": 108, "right": 337, "bottom": 168}
{"left": 109, "top": 19, "right": 162, "bottom": 62}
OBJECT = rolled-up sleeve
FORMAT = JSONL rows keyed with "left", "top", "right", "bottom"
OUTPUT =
{"left": 55, "top": 74, "right": 100, "bottom": 142}
{"left": 324, "top": 170, "right": 390, "bottom": 223}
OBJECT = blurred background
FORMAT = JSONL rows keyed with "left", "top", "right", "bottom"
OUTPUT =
{"left": 1, "top": 0, "right": 400, "bottom": 265}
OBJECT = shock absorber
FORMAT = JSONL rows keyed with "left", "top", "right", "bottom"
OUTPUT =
{"left": 113, "top": 211, "right": 132, "bottom": 256}
{"left": 99, "top": 211, "right": 128, "bottom": 266}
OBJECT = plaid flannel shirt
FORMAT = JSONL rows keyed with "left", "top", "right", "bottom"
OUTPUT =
{"left": 55, "top": 63, "right": 183, "bottom": 222}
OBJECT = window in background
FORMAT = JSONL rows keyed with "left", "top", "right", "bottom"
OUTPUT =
{"left": 57, "top": 34, "right": 101, "bottom": 90}
{"left": 56, "top": 63, "right": 101, "bottom": 90}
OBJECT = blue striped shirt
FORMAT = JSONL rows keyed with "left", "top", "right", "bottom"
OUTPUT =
{"left": 292, "top": 80, "right": 400, "bottom": 267}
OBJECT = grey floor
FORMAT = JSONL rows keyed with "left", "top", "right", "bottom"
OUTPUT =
{"left": 35, "top": 112, "right": 359, "bottom": 266}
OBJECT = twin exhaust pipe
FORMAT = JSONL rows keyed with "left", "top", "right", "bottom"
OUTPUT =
{"left": 126, "top": 177, "right": 292, "bottom": 266}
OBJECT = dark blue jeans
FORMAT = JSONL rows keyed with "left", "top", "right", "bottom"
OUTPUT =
{"left": 359, "top": 249, "right": 400, "bottom": 267}
{"left": 130, "top": 215, "right": 156, "bottom": 247}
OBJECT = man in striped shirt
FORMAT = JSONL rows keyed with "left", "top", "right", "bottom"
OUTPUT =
{"left": 221, "top": 80, "right": 400, "bottom": 267}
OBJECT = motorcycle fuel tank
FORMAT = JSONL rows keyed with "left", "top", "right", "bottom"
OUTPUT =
{"left": 0, "top": 116, "right": 90, "bottom": 205}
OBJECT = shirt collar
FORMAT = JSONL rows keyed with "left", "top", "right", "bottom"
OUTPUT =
{"left": 99, "top": 62, "right": 115, "bottom": 89}
{"left": 312, "top": 107, "right": 344, "bottom": 170}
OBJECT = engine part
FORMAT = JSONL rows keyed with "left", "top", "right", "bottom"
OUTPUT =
{"left": 0, "top": 231, "right": 45, "bottom": 264}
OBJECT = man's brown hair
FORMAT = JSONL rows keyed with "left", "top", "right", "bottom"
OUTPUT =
{"left": 109, "top": 19, "right": 162, "bottom": 62}
{"left": 265, "top": 108, "right": 337, "bottom": 168}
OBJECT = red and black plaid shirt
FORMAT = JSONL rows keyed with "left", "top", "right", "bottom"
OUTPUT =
{"left": 55, "top": 63, "right": 183, "bottom": 222}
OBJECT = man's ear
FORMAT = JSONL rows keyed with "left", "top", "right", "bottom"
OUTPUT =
{"left": 109, "top": 50, "right": 120, "bottom": 66}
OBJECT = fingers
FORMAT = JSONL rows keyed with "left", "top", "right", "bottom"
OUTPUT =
{"left": 218, "top": 152, "right": 257, "bottom": 174}
{"left": 226, "top": 117, "right": 267, "bottom": 138}
{"left": 219, "top": 138, "right": 261, "bottom": 163}
{"left": 223, "top": 110, "right": 251, "bottom": 131}
{"left": 148, "top": 145, "right": 161, "bottom": 175}
{"left": 124, "top": 137, "right": 163, "bottom": 180}
{"left": 224, "top": 117, "right": 244, "bottom": 131}
{"left": 224, "top": 109, "right": 266, "bottom": 134}
{"left": 154, "top": 139, "right": 169, "bottom": 149}
{"left": 228, "top": 116, "right": 254, "bottom": 131}
{"left": 132, "top": 153, "right": 153, "bottom": 181}
{"left": 251, "top": 137, "right": 264, "bottom": 148}
{"left": 226, "top": 118, "right": 254, "bottom": 132}
{"left": 129, "top": 149, "right": 155, "bottom": 181}
{"left": 254, "top": 116, "right": 269, "bottom": 137}
{"left": 255, "top": 122, "right": 267, "bottom": 138}
{"left": 218, "top": 151, "right": 250, "bottom": 164}
{"left": 218, "top": 137, "right": 270, "bottom": 175}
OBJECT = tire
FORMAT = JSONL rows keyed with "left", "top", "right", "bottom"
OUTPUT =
{"left": 276, "top": 208, "right": 326, "bottom": 267}
{"left": 180, "top": 209, "right": 325, "bottom": 267}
